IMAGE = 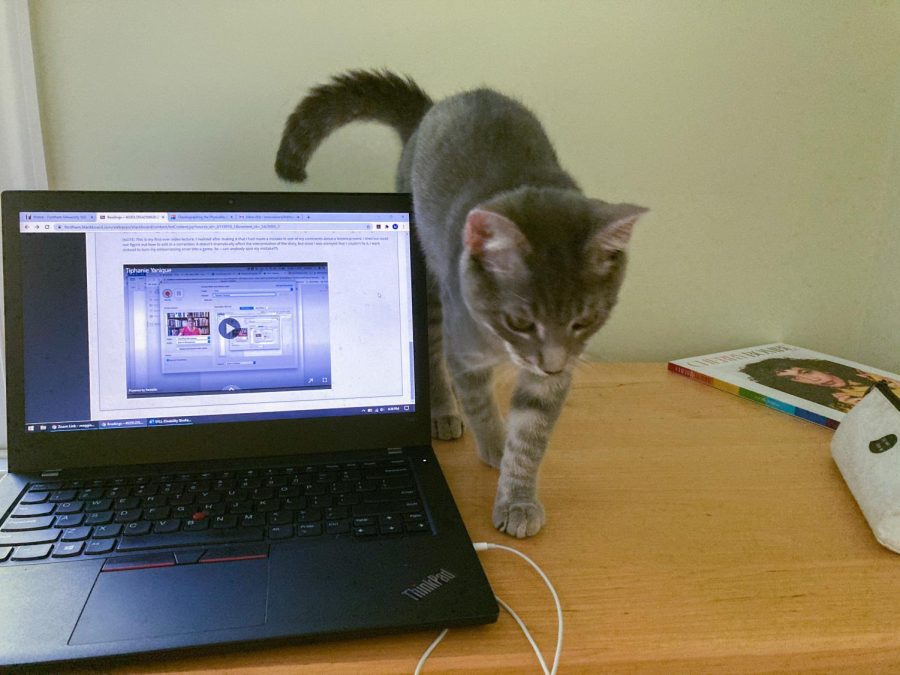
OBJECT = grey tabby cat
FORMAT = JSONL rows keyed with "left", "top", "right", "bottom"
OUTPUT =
{"left": 276, "top": 70, "right": 646, "bottom": 538}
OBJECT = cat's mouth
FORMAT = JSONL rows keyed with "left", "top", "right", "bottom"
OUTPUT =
{"left": 504, "top": 343, "right": 571, "bottom": 377}
{"left": 534, "top": 363, "right": 570, "bottom": 377}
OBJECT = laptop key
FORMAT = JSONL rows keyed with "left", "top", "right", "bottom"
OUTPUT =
{"left": 297, "top": 523, "right": 322, "bottom": 537}
{"left": 282, "top": 497, "right": 307, "bottom": 510}
{"left": 133, "top": 484, "right": 158, "bottom": 498}
{"left": 378, "top": 476, "right": 414, "bottom": 490}
{"left": 84, "top": 510, "right": 114, "bottom": 526}
{"left": 10, "top": 502, "right": 55, "bottom": 518}
{"left": 55, "top": 513, "right": 85, "bottom": 528}
{"left": 255, "top": 499, "right": 278, "bottom": 512}
{"left": 324, "top": 506, "right": 349, "bottom": 520}
{"left": 93, "top": 523, "right": 122, "bottom": 538}
{"left": 77, "top": 487, "right": 106, "bottom": 501}
{"left": 55, "top": 501, "right": 85, "bottom": 515}
{"left": 30, "top": 482, "right": 62, "bottom": 492}
{"left": 145, "top": 507, "right": 171, "bottom": 520}
{"left": 85, "top": 499, "right": 114, "bottom": 512}
{"left": 142, "top": 495, "right": 166, "bottom": 508}
{"left": 337, "top": 493, "right": 361, "bottom": 506}
{"left": 153, "top": 519, "right": 181, "bottom": 534}
{"left": 61, "top": 526, "right": 93, "bottom": 541}
{"left": 183, "top": 518, "right": 210, "bottom": 532}
{"left": 240, "top": 513, "right": 264, "bottom": 528}
{"left": 11, "top": 544, "right": 53, "bottom": 561}
{"left": 325, "top": 519, "right": 350, "bottom": 535}
{"left": 114, "top": 497, "right": 141, "bottom": 510}
{"left": 199, "top": 503, "right": 225, "bottom": 517}
{"left": 227, "top": 500, "right": 253, "bottom": 514}
{"left": 267, "top": 511, "right": 293, "bottom": 526}
{"left": 1, "top": 516, "right": 55, "bottom": 532}
{"left": 115, "top": 526, "right": 265, "bottom": 552}
{"left": 53, "top": 541, "right": 85, "bottom": 558}
{"left": 123, "top": 521, "right": 152, "bottom": 537}
{"left": 211, "top": 515, "right": 238, "bottom": 529}
{"left": 20, "top": 491, "right": 50, "bottom": 505}
{"left": 295, "top": 508, "right": 321, "bottom": 523}
{"left": 352, "top": 502, "right": 401, "bottom": 517}
{"left": 268, "top": 525, "right": 293, "bottom": 540}
{"left": 85, "top": 539, "right": 116, "bottom": 555}
{"left": 115, "top": 509, "right": 143, "bottom": 523}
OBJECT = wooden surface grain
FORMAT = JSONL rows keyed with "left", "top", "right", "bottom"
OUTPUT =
{"left": 82, "top": 363, "right": 900, "bottom": 673}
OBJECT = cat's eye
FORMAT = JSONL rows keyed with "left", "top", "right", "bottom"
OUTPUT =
{"left": 504, "top": 314, "right": 535, "bottom": 333}
{"left": 570, "top": 315, "right": 597, "bottom": 333}
{"left": 597, "top": 250, "right": 622, "bottom": 275}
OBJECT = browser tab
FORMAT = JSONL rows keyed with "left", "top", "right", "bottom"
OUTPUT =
{"left": 96, "top": 212, "right": 168, "bottom": 223}
{"left": 20, "top": 212, "right": 95, "bottom": 222}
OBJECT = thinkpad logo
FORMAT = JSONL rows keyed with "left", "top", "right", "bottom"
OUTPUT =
{"left": 401, "top": 568, "right": 457, "bottom": 600}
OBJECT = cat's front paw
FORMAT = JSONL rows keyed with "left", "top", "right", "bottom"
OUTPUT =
{"left": 432, "top": 414, "right": 464, "bottom": 440}
{"left": 492, "top": 498, "right": 545, "bottom": 538}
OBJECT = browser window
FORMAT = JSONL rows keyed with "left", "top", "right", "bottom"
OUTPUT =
{"left": 18, "top": 210, "right": 416, "bottom": 433}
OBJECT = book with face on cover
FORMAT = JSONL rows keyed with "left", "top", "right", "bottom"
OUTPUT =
{"left": 668, "top": 343, "right": 900, "bottom": 429}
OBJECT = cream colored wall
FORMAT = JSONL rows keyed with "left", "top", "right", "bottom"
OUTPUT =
{"left": 847, "top": 62, "right": 900, "bottom": 374}
{"left": 29, "top": 0, "right": 900, "bottom": 372}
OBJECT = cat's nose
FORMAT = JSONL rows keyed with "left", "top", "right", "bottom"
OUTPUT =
{"left": 538, "top": 346, "right": 567, "bottom": 375}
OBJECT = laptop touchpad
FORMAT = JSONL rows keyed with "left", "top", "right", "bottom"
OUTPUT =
{"left": 70, "top": 559, "right": 269, "bottom": 645}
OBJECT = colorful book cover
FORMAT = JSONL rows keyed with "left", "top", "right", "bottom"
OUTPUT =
{"left": 668, "top": 343, "right": 900, "bottom": 429}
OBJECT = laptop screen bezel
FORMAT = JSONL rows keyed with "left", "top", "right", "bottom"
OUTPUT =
{"left": 2, "top": 191, "right": 431, "bottom": 473}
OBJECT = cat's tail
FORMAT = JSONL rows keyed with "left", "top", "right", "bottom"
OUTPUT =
{"left": 275, "top": 69, "right": 433, "bottom": 182}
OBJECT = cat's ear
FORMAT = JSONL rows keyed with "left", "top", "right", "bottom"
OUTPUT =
{"left": 464, "top": 209, "right": 531, "bottom": 275}
{"left": 588, "top": 201, "right": 648, "bottom": 254}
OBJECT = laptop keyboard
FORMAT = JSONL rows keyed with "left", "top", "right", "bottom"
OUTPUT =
{"left": 0, "top": 458, "right": 430, "bottom": 565}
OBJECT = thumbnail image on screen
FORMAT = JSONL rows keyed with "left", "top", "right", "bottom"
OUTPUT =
{"left": 167, "top": 312, "right": 210, "bottom": 337}
{"left": 123, "top": 263, "right": 331, "bottom": 398}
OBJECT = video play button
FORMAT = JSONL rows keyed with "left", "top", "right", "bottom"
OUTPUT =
{"left": 218, "top": 317, "right": 242, "bottom": 339}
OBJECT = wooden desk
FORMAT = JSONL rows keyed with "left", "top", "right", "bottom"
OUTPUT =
{"left": 101, "top": 363, "right": 900, "bottom": 673}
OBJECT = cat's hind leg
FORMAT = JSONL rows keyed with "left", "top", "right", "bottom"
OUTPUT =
{"left": 493, "top": 369, "right": 571, "bottom": 537}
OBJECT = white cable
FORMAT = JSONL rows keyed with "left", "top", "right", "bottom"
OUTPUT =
{"left": 415, "top": 595, "right": 548, "bottom": 674}
{"left": 413, "top": 542, "right": 563, "bottom": 674}
{"left": 494, "top": 594, "right": 550, "bottom": 675}
{"left": 413, "top": 628, "right": 448, "bottom": 675}
{"left": 474, "top": 542, "right": 563, "bottom": 675}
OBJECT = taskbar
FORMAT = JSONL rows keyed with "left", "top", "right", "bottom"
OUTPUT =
{"left": 25, "top": 404, "right": 415, "bottom": 433}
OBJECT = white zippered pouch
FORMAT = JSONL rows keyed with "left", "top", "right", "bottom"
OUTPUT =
{"left": 831, "top": 381, "right": 900, "bottom": 552}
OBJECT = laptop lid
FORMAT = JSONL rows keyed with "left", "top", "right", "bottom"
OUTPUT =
{"left": 1, "top": 191, "right": 430, "bottom": 474}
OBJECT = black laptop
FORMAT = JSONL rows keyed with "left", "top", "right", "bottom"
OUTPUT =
{"left": 0, "top": 191, "right": 497, "bottom": 668}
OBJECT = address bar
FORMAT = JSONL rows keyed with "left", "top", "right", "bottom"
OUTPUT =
{"left": 53, "top": 222, "right": 286, "bottom": 231}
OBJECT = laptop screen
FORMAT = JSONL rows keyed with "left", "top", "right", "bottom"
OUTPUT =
{"left": 15, "top": 204, "right": 417, "bottom": 436}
